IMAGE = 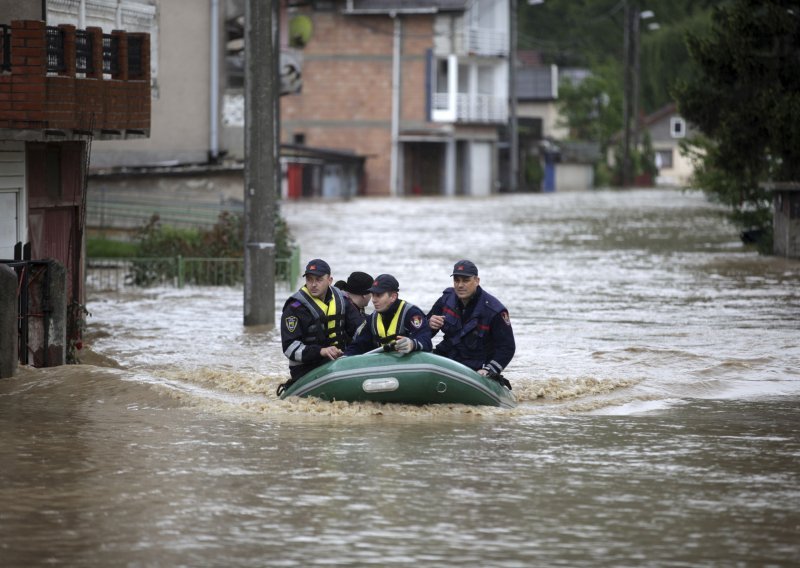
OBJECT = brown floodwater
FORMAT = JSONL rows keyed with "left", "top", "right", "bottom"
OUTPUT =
{"left": 2, "top": 189, "right": 799, "bottom": 566}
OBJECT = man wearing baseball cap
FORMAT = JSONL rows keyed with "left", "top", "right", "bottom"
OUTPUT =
{"left": 427, "top": 260, "right": 515, "bottom": 385}
{"left": 278, "top": 258, "right": 365, "bottom": 393}
{"left": 344, "top": 274, "right": 432, "bottom": 356}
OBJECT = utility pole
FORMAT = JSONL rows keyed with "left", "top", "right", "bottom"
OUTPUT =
{"left": 243, "top": 0, "right": 278, "bottom": 327}
{"left": 622, "top": 0, "right": 640, "bottom": 187}
{"left": 509, "top": 0, "right": 519, "bottom": 192}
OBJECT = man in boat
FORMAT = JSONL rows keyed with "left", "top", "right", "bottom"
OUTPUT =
{"left": 344, "top": 274, "right": 432, "bottom": 356}
{"left": 427, "top": 260, "right": 515, "bottom": 386}
{"left": 334, "top": 271, "right": 373, "bottom": 318}
{"left": 279, "top": 259, "right": 365, "bottom": 389}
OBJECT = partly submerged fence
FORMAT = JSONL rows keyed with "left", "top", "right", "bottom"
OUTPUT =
{"left": 87, "top": 248, "right": 301, "bottom": 292}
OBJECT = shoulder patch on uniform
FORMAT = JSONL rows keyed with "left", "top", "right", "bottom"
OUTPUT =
{"left": 285, "top": 316, "right": 298, "bottom": 333}
{"left": 501, "top": 311, "right": 511, "bottom": 326}
{"left": 290, "top": 301, "right": 301, "bottom": 308}
{"left": 410, "top": 314, "right": 423, "bottom": 329}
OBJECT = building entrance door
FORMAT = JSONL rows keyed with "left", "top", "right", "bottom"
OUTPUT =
{"left": 0, "top": 192, "right": 18, "bottom": 259}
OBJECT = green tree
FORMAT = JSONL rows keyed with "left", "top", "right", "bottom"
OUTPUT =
{"left": 673, "top": 0, "right": 800, "bottom": 250}
{"left": 557, "top": 62, "right": 622, "bottom": 152}
{"left": 639, "top": 11, "right": 711, "bottom": 113}
{"left": 518, "top": 0, "right": 716, "bottom": 115}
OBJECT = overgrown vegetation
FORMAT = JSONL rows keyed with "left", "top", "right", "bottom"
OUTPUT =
{"left": 86, "top": 237, "right": 138, "bottom": 258}
{"left": 90, "top": 210, "right": 293, "bottom": 259}
{"left": 673, "top": 0, "right": 800, "bottom": 253}
{"left": 556, "top": 61, "right": 621, "bottom": 154}
{"left": 518, "top": 0, "right": 717, "bottom": 114}
{"left": 89, "top": 210, "right": 296, "bottom": 284}
{"left": 523, "top": 1, "right": 716, "bottom": 185}
{"left": 519, "top": 0, "right": 797, "bottom": 254}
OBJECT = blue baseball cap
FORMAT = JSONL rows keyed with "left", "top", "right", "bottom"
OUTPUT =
{"left": 451, "top": 260, "right": 478, "bottom": 277}
{"left": 368, "top": 274, "right": 399, "bottom": 293}
{"left": 303, "top": 259, "right": 331, "bottom": 277}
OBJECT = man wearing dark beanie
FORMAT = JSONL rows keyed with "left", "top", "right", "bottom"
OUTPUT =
{"left": 334, "top": 271, "right": 373, "bottom": 318}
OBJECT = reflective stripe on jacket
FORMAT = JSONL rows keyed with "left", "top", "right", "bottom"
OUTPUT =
{"left": 289, "top": 286, "right": 348, "bottom": 348}
{"left": 374, "top": 300, "right": 407, "bottom": 344}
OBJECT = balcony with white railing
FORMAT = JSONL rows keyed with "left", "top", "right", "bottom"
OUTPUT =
{"left": 433, "top": 92, "right": 508, "bottom": 124}
{"left": 463, "top": 26, "right": 508, "bottom": 57}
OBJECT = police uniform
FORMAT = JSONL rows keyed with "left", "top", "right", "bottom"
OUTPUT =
{"left": 344, "top": 274, "right": 432, "bottom": 356}
{"left": 427, "top": 261, "right": 515, "bottom": 375}
{"left": 280, "top": 260, "right": 364, "bottom": 381}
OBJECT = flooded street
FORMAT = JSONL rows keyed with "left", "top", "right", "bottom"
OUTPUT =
{"left": 2, "top": 189, "right": 800, "bottom": 566}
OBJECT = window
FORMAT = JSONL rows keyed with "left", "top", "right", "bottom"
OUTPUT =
{"left": 670, "top": 117, "right": 686, "bottom": 138}
{"left": 436, "top": 59, "right": 448, "bottom": 94}
{"left": 655, "top": 149, "right": 673, "bottom": 169}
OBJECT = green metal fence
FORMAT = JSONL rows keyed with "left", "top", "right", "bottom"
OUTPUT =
{"left": 87, "top": 247, "right": 301, "bottom": 291}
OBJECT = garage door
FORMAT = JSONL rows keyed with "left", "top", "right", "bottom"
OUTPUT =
{"left": 0, "top": 141, "right": 25, "bottom": 260}
{"left": 0, "top": 192, "right": 17, "bottom": 259}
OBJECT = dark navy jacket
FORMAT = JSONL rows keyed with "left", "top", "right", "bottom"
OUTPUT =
{"left": 281, "top": 286, "right": 364, "bottom": 379}
{"left": 427, "top": 286, "right": 515, "bottom": 373}
{"left": 345, "top": 298, "right": 432, "bottom": 356}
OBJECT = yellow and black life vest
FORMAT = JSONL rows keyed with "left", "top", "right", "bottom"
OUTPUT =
{"left": 371, "top": 300, "right": 411, "bottom": 346}
{"left": 291, "top": 286, "right": 347, "bottom": 347}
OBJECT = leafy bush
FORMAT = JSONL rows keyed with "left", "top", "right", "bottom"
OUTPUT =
{"left": 125, "top": 210, "right": 295, "bottom": 285}
{"left": 86, "top": 237, "right": 138, "bottom": 258}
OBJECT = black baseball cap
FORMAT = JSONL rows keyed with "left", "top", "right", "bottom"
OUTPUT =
{"left": 368, "top": 274, "right": 399, "bottom": 294}
{"left": 345, "top": 271, "right": 373, "bottom": 295}
{"left": 451, "top": 260, "right": 478, "bottom": 277}
{"left": 303, "top": 259, "right": 331, "bottom": 277}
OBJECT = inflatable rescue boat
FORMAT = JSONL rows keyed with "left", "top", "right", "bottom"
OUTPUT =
{"left": 278, "top": 351, "right": 516, "bottom": 408}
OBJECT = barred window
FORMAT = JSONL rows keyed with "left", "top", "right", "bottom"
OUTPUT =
{"left": 46, "top": 27, "right": 65, "bottom": 73}
{"left": 76, "top": 30, "right": 93, "bottom": 74}
{"left": 102, "top": 34, "right": 119, "bottom": 75}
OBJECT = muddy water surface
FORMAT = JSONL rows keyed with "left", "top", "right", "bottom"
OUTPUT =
{"left": 2, "top": 189, "right": 799, "bottom": 566}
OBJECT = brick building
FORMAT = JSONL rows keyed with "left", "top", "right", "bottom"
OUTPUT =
{"left": 76, "top": 1, "right": 509, "bottom": 202}
{"left": 0, "top": 1, "right": 151, "bottom": 369}
{"left": 279, "top": 0, "right": 510, "bottom": 196}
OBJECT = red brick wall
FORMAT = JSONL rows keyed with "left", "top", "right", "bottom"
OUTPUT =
{"left": 401, "top": 17, "right": 434, "bottom": 123}
{"left": 281, "top": 11, "right": 435, "bottom": 196}
{"left": 0, "top": 20, "right": 150, "bottom": 135}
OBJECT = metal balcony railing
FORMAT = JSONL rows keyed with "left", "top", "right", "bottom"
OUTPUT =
{"left": 432, "top": 92, "right": 508, "bottom": 123}
{"left": 75, "top": 29, "right": 94, "bottom": 74}
{"left": 2, "top": 24, "right": 145, "bottom": 78}
{"left": 87, "top": 250, "right": 301, "bottom": 291}
{"left": 46, "top": 27, "right": 65, "bottom": 73}
{"left": 102, "top": 33, "right": 119, "bottom": 75}
{"left": 464, "top": 27, "right": 508, "bottom": 57}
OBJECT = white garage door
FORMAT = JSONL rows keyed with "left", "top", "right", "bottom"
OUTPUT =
{"left": 0, "top": 140, "right": 25, "bottom": 260}
{"left": 0, "top": 192, "right": 18, "bottom": 259}
{"left": 469, "top": 142, "right": 492, "bottom": 197}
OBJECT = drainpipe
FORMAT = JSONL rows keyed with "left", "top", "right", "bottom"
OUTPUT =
{"left": 79, "top": 0, "right": 86, "bottom": 28}
{"left": 209, "top": 0, "right": 220, "bottom": 161}
{"left": 390, "top": 14, "right": 402, "bottom": 196}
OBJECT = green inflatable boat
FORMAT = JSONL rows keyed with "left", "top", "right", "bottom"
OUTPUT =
{"left": 278, "top": 351, "right": 516, "bottom": 408}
